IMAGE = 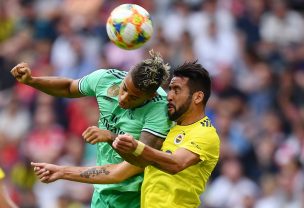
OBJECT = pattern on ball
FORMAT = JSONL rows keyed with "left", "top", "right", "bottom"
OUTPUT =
{"left": 106, "top": 4, "right": 153, "bottom": 50}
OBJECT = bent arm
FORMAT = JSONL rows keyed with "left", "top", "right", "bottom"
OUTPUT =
{"left": 138, "top": 146, "right": 200, "bottom": 174}
{"left": 27, "top": 77, "right": 83, "bottom": 98}
{"left": 113, "top": 135, "right": 200, "bottom": 174}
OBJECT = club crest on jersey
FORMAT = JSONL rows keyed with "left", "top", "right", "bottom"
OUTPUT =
{"left": 107, "top": 84, "right": 120, "bottom": 97}
{"left": 174, "top": 132, "right": 185, "bottom": 144}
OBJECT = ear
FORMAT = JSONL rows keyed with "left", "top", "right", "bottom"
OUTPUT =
{"left": 193, "top": 91, "right": 204, "bottom": 104}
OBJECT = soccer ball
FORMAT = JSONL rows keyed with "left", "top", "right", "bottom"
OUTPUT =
{"left": 106, "top": 4, "right": 153, "bottom": 50}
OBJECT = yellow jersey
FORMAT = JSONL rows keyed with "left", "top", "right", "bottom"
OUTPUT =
{"left": 0, "top": 168, "right": 5, "bottom": 180}
{"left": 141, "top": 116, "right": 220, "bottom": 208}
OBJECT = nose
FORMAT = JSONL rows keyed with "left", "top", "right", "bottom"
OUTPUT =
{"left": 120, "top": 91, "right": 128, "bottom": 103}
{"left": 167, "top": 90, "right": 173, "bottom": 101}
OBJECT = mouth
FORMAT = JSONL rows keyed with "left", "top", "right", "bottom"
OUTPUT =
{"left": 167, "top": 103, "right": 175, "bottom": 111}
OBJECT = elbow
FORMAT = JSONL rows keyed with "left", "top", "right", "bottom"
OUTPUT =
{"left": 165, "top": 164, "right": 185, "bottom": 175}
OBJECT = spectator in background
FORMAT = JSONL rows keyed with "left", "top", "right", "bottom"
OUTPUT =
{"left": 0, "top": 167, "right": 18, "bottom": 208}
{"left": 202, "top": 157, "right": 259, "bottom": 208}
{"left": 0, "top": 94, "right": 31, "bottom": 171}
{"left": 236, "top": 0, "right": 265, "bottom": 47}
{"left": 260, "top": 0, "right": 304, "bottom": 47}
{"left": 193, "top": 18, "right": 238, "bottom": 76}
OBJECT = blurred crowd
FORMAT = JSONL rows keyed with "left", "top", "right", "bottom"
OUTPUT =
{"left": 0, "top": 0, "right": 304, "bottom": 207}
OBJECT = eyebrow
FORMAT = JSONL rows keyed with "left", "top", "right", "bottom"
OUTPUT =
{"left": 169, "top": 84, "right": 182, "bottom": 90}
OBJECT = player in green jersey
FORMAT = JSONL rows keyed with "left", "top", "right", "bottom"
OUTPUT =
{"left": 11, "top": 51, "right": 172, "bottom": 208}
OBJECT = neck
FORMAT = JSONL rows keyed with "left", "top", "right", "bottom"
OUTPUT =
{"left": 176, "top": 108, "right": 205, "bottom": 126}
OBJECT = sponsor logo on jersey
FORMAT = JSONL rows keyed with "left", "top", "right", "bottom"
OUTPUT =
{"left": 200, "top": 118, "right": 212, "bottom": 127}
{"left": 107, "top": 84, "right": 120, "bottom": 97}
{"left": 174, "top": 132, "right": 185, "bottom": 144}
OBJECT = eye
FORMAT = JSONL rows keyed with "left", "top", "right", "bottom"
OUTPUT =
{"left": 175, "top": 88, "right": 181, "bottom": 94}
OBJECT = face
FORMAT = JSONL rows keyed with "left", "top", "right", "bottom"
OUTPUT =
{"left": 167, "top": 76, "right": 192, "bottom": 121}
{"left": 118, "top": 74, "right": 152, "bottom": 109}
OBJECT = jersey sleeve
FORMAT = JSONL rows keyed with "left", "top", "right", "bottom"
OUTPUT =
{"left": 180, "top": 129, "right": 220, "bottom": 161}
{"left": 78, "top": 69, "right": 107, "bottom": 96}
{"left": 142, "top": 102, "right": 172, "bottom": 139}
{"left": 0, "top": 168, "right": 5, "bottom": 180}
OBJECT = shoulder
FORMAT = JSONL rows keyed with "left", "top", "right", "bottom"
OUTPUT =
{"left": 105, "top": 69, "right": 127, "bottom": 79}
{"left": 150, "top": 87, "right": 168, "bottom": 103}
{"left": 191, "top": 117, "right": 219, "bottom": 141}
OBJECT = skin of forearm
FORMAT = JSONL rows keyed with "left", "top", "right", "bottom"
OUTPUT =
{"left": 61, "top": 165, "right": 124, "bottom": 184}
{"left": 117, "top": 152, "right": 150, "bottom": 168}
{"left": 139, "top": 146, "right": 182, "bottom": 174}
{"left": 27, "top": 77, "right": 81, "bottom": 98}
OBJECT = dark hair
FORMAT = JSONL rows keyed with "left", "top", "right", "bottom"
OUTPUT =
{"left": 130, "top": 50, "right": 170, "bottom": 94}
{"left": 173, "top": 61, "right": 211, "bottom": 105}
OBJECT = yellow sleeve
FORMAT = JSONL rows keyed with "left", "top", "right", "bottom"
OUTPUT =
{"left": 0, "top": 168, "right": 5, "bottom": 180}
{"left": 180, "top": 130, "right": 220, "bottom": 162}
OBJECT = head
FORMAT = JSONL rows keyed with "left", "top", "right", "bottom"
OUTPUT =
{"left": 167, "top": 61, "right": 211, "bottom": 122}
{"left": 118, "top": 50, "right": 170, "bottom": 109}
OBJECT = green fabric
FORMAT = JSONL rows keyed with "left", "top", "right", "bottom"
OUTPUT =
{"left": 79, "top": 69, "right": 171, "bottom": 193}
{"left": 91, "top": 189, "right": 140, "bottom": 208}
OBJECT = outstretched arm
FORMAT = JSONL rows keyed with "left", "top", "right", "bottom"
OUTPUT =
{"left": 113, "top": 134, "right": 200, "bottom": 174}
{"left": 11, "top": 62, "right": 83, "bottom": 98}
{"left": 31, "top": 161, "right": 143, "bottom": 184}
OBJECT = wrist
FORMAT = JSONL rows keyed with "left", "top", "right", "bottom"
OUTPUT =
{"left": 60, "top": 166, "right": 68, "bottom": 179}
{"left": 132, "top": 141, "right": 145, "bottom": 156}
{"left": 25, "top": 76, "right": 34, "bottom": 85}
{"left": 106, "top": 130, "right": 117, "bottom": 142}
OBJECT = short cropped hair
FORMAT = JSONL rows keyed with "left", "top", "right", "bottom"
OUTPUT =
{"left": 130, "top": 50, "right": 170, "bottom": 94}
{"left": 173, "top": 61, "right": 211, "bottom": 105}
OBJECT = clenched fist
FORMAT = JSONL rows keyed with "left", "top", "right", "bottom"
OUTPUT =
{"left": 10, "top": 62, "right": 32, "bottom": 84}
{"left": 82, "top": 126, "right": 114, "bottom": 144}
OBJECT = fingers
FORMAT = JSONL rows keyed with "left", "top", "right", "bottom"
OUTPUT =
{"left": 82, "top": 126, "right": 97, "bottom": 143}
{"left": 10, "top": 62, "right": 31, "bottom": 82}
{"left": 31, "top": 162, "right": 46, "bottom": 168}
{"left": 11, "top": 62, "right": 28, "bottom": 76}
{"left": 82, "top": 126, "right": 110, "bottom": 144}
{"left": 35, "top": 167, "right": 50, "bottom": 178}
{"left": 113, "top": 136, "right": 135, "bottom": 153}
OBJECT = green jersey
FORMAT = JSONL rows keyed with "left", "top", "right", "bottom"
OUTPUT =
{"left": 79, "top": 69, "right": 171, "bottom": 193}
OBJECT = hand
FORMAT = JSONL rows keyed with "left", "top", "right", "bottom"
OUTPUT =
{"left": 10, "top": 62, "right": 32, "bottom": 84}
{"left": 113, "top": 134, "right": 137, "bottom": 154}
{"left": 31, "top": 162, "right": 63, "bottom": 183}
{"left": 82, "top": 126, "right": 113, "bottom": 144}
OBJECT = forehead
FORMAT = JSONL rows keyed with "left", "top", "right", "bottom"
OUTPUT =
{"left": 169, "top": 76, "right": 189, "bottom": 87}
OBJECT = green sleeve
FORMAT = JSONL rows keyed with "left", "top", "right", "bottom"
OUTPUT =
{"left": 78, "top": 69, "right": 107, "bottom": 96}
{"left": 142, "top": 102, "right": 172, "bottom": 139}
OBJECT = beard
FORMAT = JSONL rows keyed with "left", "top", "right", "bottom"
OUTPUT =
{"left": 168, "top": 96, "right": 192, "bottom": 121}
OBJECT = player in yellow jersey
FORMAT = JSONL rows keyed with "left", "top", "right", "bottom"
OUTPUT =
{"left": 0, "top": 168, "right": 18, "bottom": 208}
{"left": 113, "top": 61, "right": 220, "bottom": 208}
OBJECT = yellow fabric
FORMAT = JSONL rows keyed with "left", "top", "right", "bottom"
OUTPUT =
{"left": 0, "top": 168, "right": 5, "bottom": 180}
{"left": 141, "top": 116, "right": 220, "bottom": 208}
